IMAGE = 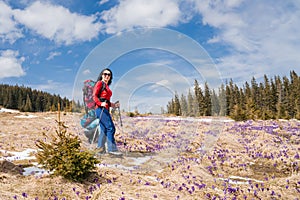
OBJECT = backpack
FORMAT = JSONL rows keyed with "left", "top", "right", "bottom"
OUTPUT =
{"left": 81, "top": 80, "right": 105, "bottom": 144}
{"left": 80, "top": 109, "right": 97, "bottom": 128}
{"left": 82, "top": 80, "right": 106, "bottom": 114}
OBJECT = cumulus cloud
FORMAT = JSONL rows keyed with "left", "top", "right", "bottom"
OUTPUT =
{"left": 12, "top": 1, "right": 102, "bottom": 45}
{"left": 192, "top": 0, "right": 300, "bottom": 81}
{"left": 100, "top": 0, "right": 182, "bottom": 34}
{"left": 0, "top": 1, "right": 23, "bottom": 43}
{"left": 0, "top": 50, "right": 26, "bottom": 79}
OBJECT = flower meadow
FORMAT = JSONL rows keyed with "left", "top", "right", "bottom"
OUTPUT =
{"left": 0, "top": 111, "right": 299, "bottom": 199}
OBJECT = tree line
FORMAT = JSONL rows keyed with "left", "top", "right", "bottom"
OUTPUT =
{"left": 166, "top": 70, "right": 300, "bottom": 121}
{"left": 0, "top": 84, "right": 82, "bottom": 112}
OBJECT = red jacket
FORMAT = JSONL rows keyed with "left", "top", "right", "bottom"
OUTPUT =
{"left": 93, "top": 81, "right": 112, "bottom": 110}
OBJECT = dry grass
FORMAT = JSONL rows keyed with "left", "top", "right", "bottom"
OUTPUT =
{"left": 0, "top": 110, "right": 299, "bottom": 199}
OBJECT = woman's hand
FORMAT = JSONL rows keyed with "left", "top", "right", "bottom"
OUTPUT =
{"left": 100, "top": 102, "right": 107, "bottom": 107}
{"left": 112, "top": 101, "right": 120, "bottom": 108}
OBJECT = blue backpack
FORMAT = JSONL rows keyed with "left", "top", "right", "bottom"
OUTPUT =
{"left": 81, "top": 80, "right": 106, "bottom": 129}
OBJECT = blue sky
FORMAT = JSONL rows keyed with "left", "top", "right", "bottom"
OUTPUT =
{"left": 1, "top": 0, "right": 300, "bottom": 113}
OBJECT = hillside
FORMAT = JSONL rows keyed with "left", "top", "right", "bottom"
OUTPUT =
{"left": 0, "top": 109, "right": 299, "bottom": 199}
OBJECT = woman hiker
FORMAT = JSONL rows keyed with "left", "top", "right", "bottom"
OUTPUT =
{"left": 93, "top": 68, "right": 122, "bottom": 156}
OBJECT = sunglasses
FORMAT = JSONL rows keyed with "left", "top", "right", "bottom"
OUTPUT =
{"left": 102, "top": 73, "right": 111, "bottom": 77}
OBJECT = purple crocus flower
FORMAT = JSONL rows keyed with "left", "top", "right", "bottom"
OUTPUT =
{"left": 254, "top": 190, "right": 257, "bottom": 196}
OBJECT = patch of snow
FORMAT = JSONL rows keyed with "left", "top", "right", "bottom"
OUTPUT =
{"left": 22, "top": 166, "right": 51, "bottom": 176}
{"left": 0, "top": 148, "right": 37, "bottom": 161}
{"left": 136, "top": 116, "right": 234, "bottom": 123}
{"left": 97, "top": 163, "right": 136, "bottom": 171}
{"left": 15, "top": 114, "right": 37, "bottom": 118}
{"left": 229, "top": 175, "right": 263, "bottom": 183}
{"left": 96, "top": 156, "right": 153, "bottom": 171}
{"left": 129, "top": 155, "right": 153, "bottom": 166}
{"left": 0, "top": 108, "right": 20, "bottom": 113}
{"left": 218, "top": 175, "right": 263, "bottom": 185}
{"left": 44, "top": 117, "right": 53, "bottom": 119}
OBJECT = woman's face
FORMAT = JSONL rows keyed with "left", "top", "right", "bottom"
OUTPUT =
{"left": 102, "top": 70, "right": 111, "bottom": 82}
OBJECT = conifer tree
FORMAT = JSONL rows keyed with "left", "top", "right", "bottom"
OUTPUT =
{"left": 194, "top": 80, "right": 204, "bottom": 116}
{"left": 289, "top": 71, "right": 300, "bottom": 119}
{"left": 6, "top": 90, "right": 16, "bottom": 109}
{"left": 203, "top": 82, "right": 212, "bottom": 116}
{"left": 274, "top": 75, "right": 283, "bottom": 119}
{"left": 24, "top": 94, "right": 33, "bottom": 112}
{"left": 174, "top": 92, "right": 181, "bottom": 116}
{"left": 225, "top": 79, "right": 235, "bottom": 116}
{"left": 218, "top": 84, "right": 227, "bottom": 116}
{"left": 17, "top": 92, "right": 25, "bottom": 111}
{"left": 180, "top": 94, "right": 188, "bottom": 116}
{"left": 251, "top": 77, "right": 259, "bottom": 113}
{"left": 262, "top": 75, "right": 272, "bottom": 119}
{"left": 187, "top": 89, "right": 194, "bottom": 116}
{"left": 281, "top": 76, "right": 291, "bottom": 119}
{"left": 269, "top": 78, "right": 278, "bottom": 118}
{"left": 211, "top": 89, "right": 220, "bottom": 116}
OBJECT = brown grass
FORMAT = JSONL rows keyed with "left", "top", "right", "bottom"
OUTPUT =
{"left": 0, "top": 110, "right": 299, "bottom": 199}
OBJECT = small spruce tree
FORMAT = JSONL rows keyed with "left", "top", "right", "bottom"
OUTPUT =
{"left": 35, "top": 109, "right": 99, "bottom": 182}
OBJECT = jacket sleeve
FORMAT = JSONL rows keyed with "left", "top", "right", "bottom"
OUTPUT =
{"left": 93, "top": 81, "right": 102, "bottom": 107}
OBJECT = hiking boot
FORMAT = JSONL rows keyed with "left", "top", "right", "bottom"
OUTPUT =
{"left": 108, "top": 151, "right": 123, "bottom": 156}
{"left": 96, "top": 147, "right": 106, "bottom": 154}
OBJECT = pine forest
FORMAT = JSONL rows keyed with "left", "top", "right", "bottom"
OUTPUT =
{"left": 166, "top": 70, "right": 300, "bottom": 121}
{"left": 1, "top": 70, "right": 299, "bottom": 121}
{"left": 0, "top": 84, "right": 81, "bottom": 112}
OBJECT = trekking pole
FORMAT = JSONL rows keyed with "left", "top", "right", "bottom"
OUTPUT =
{"left": 118, "top": 106, "right": 123, "bottom": 127}
{"left": 115, "top": 101, "right": 126, "bottom": 146}
{"left": 91, "top": 107, "right": 104, "bottom": 146}
{"left": 114, "top": 101, "right": 122, "bottom": 127}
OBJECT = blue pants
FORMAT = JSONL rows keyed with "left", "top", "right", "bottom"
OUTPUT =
{"left": 95, "top": 107, "right": 118, "bottom": 152}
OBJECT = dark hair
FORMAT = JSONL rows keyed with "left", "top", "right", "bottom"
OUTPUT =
{"left": 96, "top": 68, "right": 113, "bottom": 85}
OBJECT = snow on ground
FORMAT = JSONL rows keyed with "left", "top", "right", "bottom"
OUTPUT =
{"left": 0, "top": 149, "right": 37, "bottom": 162}
{"left": 0, "top": 108, "right": 20, "bottom": 113}
{"left": 14, "top": 114, "right": 38, "bottom": 118}
{"left": 0, "top": 108, "right": 37, "bottom": 118}
{"left": 136, "top": 115, "right": 234, "bottom": 123}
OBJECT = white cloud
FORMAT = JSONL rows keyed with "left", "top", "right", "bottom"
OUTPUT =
{"left": 83, "top": 69, "right": 91, "bottom": 75}
{"left": 46, "top": 51, "right": 61, "bottom": 60}
{"left": 98, "top": 0, "right": 109, "bottom": 6}
{"left": 0, "top": 50, "right": 26, "bottom": 79}
{"left": 0, "top": 1, "right": 23, "bottom": 43}
{"left": 192, "top": 0, "right": 300, "bottom": 81}
{"left": 100, "top": 0, "right": 182, "bottom": 34}
{"left": 12, "top": 1, "right": 102, "bottom": 45}
{"left": 31, "top": 79, "right": 72, "bottom": 98}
